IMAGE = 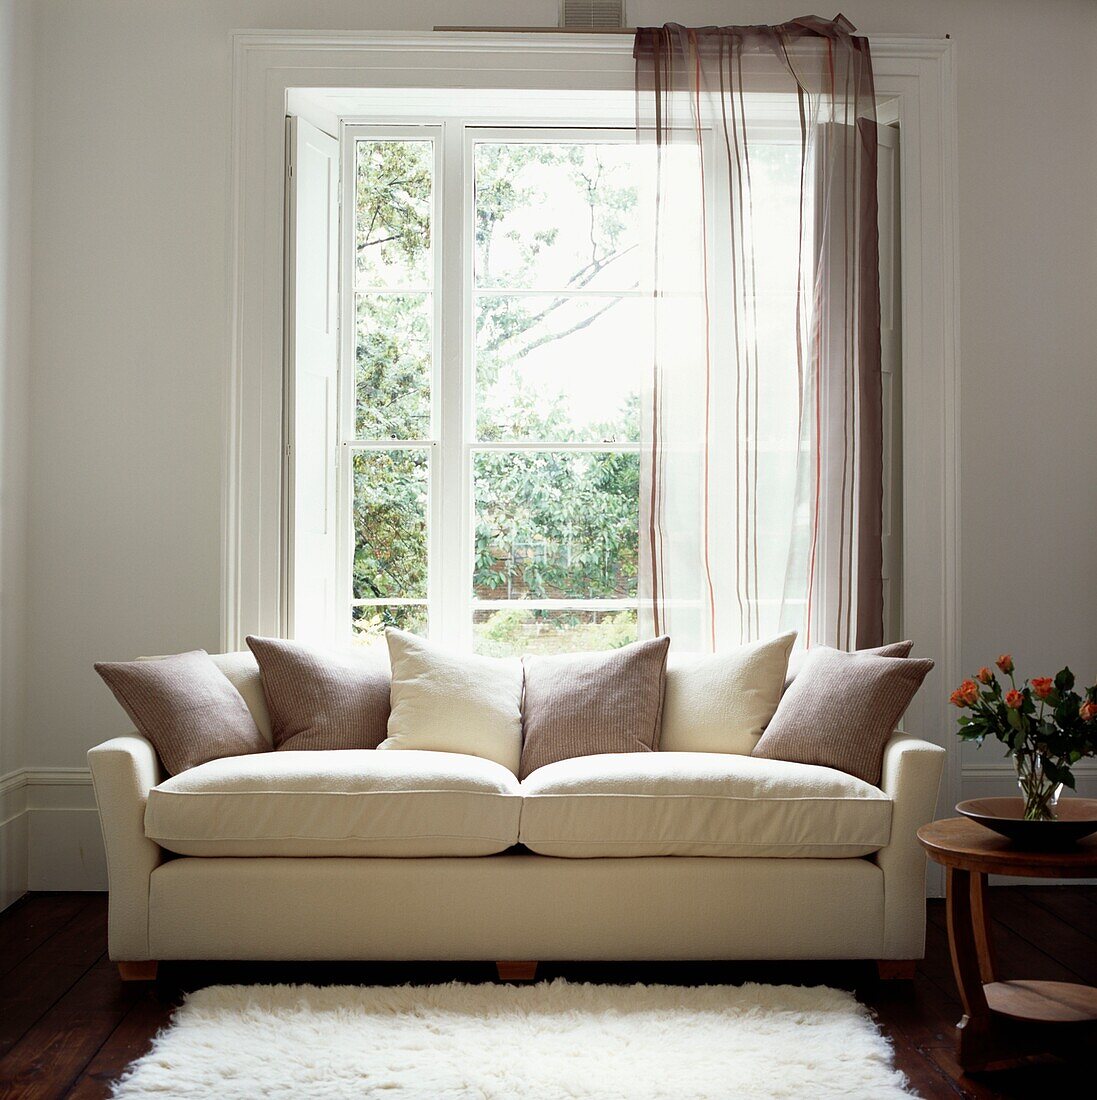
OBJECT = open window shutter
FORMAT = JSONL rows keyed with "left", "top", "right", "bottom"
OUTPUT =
{"left": 876, "top": 126, "right": 902, "bottom": 644}
{"left": 284, "top": 116, "right": 339, "bottom": 642}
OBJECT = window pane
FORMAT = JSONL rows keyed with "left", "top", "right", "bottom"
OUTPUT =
{"left": 355, "top": 139, "right": 432, "bottom": 289}
{"left": 475, "top": 295, "right": 647, "bottom": 442}
{"left": 473, "top": 450, "right": 639, "bottom": 600}
{"left": 474, "top": 608, "right": 637, "bottom": 657}
{"left": 474, "top": 142, "right": 643, "bottom": 292}
{"left": 356, "top": 293, "right": 431, "bottom": 440}
{"left": 351, "top": 603, "right": 428, "bottom": 647}
{"left": 353, "top": 450, "right": 428, "bottom": 603}
{"left": 749, "top": 144, "right": 804, "bottom": 296}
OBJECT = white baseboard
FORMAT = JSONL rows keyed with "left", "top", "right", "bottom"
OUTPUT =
{"left": 0, "top": 771, "right": 29, "bottom": 910}
{"left": 28, "top": 807, "right": 106, "bottom": 890}
{"left": 0, "top": 767, "right": 106, "bottom": 908}
{"left": 961, "top": 761, "right": 1097, "bottom": 796}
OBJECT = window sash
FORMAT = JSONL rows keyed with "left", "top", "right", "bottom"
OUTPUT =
{"left": 339, "top": 122, "right": 654, "bottom": 650}
{"left": 339, "top": 126, "right": 443, "bottom": 644}
{"left": 338, "top": 117, "right": 832, "bottom": 651}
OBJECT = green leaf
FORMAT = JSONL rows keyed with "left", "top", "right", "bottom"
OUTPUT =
{"left": 1055, "top": 667, "right": 1075, "bottom": 693}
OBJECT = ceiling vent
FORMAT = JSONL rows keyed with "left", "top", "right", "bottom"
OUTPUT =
{"left": 560, "top": 1, "right": 625, "bottom": 29}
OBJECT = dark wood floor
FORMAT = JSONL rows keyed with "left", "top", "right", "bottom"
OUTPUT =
{"left": 1, "top": 888, "right": 1094, "bottom": 1098}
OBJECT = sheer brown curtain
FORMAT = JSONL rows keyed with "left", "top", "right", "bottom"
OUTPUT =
{"left": 634, "top": 15, "right": 882, "bottom": 652}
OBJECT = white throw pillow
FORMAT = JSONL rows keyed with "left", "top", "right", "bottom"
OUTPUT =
{"left": 659, "top": 632, "right": 796, "bottom": 755}
{"left": 378, "top": 629, "right": 524, "bottom": 774}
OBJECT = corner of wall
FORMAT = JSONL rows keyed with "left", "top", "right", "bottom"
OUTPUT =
{"left": 0, "top": 0, "right": 36, "bottom": 910}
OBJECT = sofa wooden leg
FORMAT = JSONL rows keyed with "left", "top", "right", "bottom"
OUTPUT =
{"left": 876, "top": 959, "right": 916, "bottom": 981}
{"left": 496, "top": 960, "right": 538, "bottom": 982}
{"left": 117, "top": 961, "right": 159, "bottom": 982}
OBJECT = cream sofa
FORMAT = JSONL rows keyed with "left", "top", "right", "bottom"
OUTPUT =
{"left": 88, "top": 651, "right": 945, "bottom": 980}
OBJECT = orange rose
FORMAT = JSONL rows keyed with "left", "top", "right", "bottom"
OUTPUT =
{"left": 950, "top": 680, "right": 979, "bottom": 708}
{"left": 996, "top": 654, "right": 1014, "bottom": 675}
{"left": 976, "top": 667, "right": 994, "bottom": 685}
{"left": 1005, "top": 689, "right": 1024, "bottom": 709}
{"left": 1081, "top": 700, "right": 1097, "bottom": 722}
{"left": 1031, "top": 677, "right": 1054, "bottom": 700}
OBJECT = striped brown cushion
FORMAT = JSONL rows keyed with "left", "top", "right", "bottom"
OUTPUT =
{"left": 753, "top": 646, "right": 933, "bottom": 786}
{"left": 518, "top": 637, "right": 671, "bottom": 780}
{"left": 783, "top": 639, "right": 914, "bottom": 692}
{"left": 246, "top": 636, "right": 390, "bottom": 752}
{"left": 95, "top": 650, "right": 268, "bottom": 776}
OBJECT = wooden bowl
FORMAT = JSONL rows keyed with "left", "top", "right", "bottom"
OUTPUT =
{"left": 956, "top": 797, "right": 1097, "bottom": 848}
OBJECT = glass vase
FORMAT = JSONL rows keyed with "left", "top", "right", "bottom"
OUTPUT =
{"left": 1015, "top": 754, "right": 1063, "bottom": 821}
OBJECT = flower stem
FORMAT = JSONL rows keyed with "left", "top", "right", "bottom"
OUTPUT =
{"left": 1018, "top": 753, "right": 1057, "bottom": 821}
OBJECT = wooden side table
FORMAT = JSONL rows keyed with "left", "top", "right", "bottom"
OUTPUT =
{"left": 918, "top": 818, "right": 1097, "bottom": 1072}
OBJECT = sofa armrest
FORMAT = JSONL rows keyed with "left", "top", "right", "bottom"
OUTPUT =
{"left": 88, "top": 735, "right": 164, "bottom": 960}
{"left": 875, "top": 732, "right": 946, "bottom": 958}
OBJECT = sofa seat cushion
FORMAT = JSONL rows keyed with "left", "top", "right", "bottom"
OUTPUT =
{"left": 145, "top": 750, "right": 522, "bottom": 857}
{"left": 518, "top": 752, "right": 891, "bottom": 858}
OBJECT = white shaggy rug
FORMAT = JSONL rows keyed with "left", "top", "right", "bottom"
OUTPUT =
{"left": 112, "top": 980, "right": 916, "bottom": 1099}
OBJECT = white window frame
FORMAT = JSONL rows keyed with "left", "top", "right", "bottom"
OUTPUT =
{"left": 337, "top": 124, "right": 444, "bottom": 645}
{"left": 320, "top": 111, "right": 901, "bottom": 655}
{"left": 228, "top": 33, "right": 961, "bottom": 854}
{"left": 339, "top": 121, "right": 668, "bottom": 650}
{"left": 463, "top": 126, "right": 650, "bottom": 652}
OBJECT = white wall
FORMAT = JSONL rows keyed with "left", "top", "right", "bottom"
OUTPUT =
{"left": 0, "top": 0, "right": 33, "bottom": 907}
{"left": 6, "top": 1, "right": 1097, "bottom": 890}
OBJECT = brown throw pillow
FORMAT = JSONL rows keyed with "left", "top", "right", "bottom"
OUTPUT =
{"left": 95, "top": 650, "right": 268, "bottom": 776}
{"left": 754, "top": 645, "right": 933, "bottom": 786}
{"left": 246, "top": 636, "right": 391, "bottom": 751}
{"left": 519, "top": 637, "right": 671, "bottom": 780}
{"left": 783, "top": 639, "right": 914, "bottom": 692}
